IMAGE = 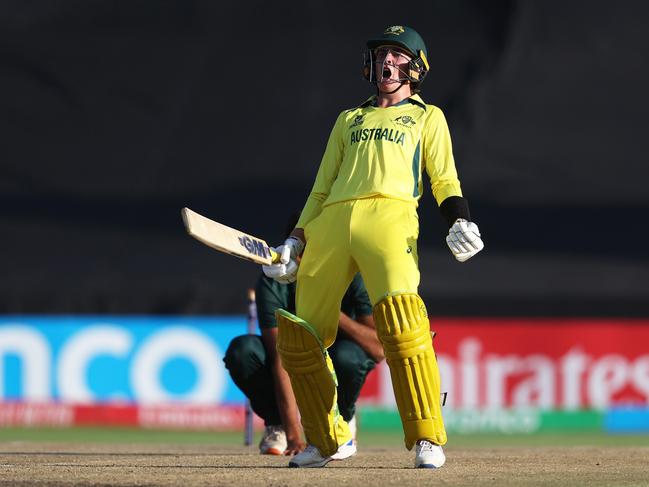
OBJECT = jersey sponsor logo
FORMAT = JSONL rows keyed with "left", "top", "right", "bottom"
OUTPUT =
{"left": 350, "top": 114, "right": 365, "bottom": 128}
{"left": 394, "top": 115, "right": 416, "bottom": 128}
{"left": 350, "top": 127, "right": 406, "bottom": 146}
{"left": 238, "top": 236, "right": 271, "bottom": 259}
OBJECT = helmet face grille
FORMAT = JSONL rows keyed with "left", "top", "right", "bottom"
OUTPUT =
{"left": 362, "top": 47, "right": 428, "bottom": 86}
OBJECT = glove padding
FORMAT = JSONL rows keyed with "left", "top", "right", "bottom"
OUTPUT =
{"left": 278, "top": 237, "right": 304, "bottom": 264}
{"left": 262, "top": 236, "right": 305, "bottom": 284}
{"left": 262, "top": 257, "right": 299, "bottom": 284}
{"left": 446, "top": 219, "right": 484, "bottom": 262}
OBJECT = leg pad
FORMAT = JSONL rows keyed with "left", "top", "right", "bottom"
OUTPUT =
{"left": 275, "top": 309, "right": 350, "bottom": 456}
{"left": 373, "top": 293, "right": 447, "bottom": 449}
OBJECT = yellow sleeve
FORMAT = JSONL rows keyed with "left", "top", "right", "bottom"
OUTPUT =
{"left": 423, "top": 107, "right": 463, "bottom": 205}
{"left": 296, "top": 111, "right": 346, "bottom": 228}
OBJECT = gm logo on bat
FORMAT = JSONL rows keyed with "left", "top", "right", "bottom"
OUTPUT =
{"left": 238, "top": 236, "right": 272, "bottom": 259}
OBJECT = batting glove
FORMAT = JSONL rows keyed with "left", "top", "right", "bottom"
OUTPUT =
{"left": 262, "top": 256, "right": 299, "bottom": 284}
{"left": 278, "top": 236, "right": 305, "bottom": 264}
{"left": 262, "top": 236, "right": 304, "bottom": 284}
{"left": 446, "top": 219, "right": 484, "bottom": 262}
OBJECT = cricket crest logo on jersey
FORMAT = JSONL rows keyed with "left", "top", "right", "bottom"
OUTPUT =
{"left": 238, "top": 236, "right": 271, "bottom": 260}
{"left": 350, "top": 114, "right": 365, "bottom": 128}
{"left": 394, "top": 115, "right": 416, "bottom": 128}
{"left": 384, "top": 25, "right": 405, "bottom": 36}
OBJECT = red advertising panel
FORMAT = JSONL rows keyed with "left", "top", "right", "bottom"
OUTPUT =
{"left": 360, "top": 319, "right": 649, "bottom": 409}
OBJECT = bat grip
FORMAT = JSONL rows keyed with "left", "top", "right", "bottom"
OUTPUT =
{"left": 269, "top": 247, "right": 281, "bottom": 264}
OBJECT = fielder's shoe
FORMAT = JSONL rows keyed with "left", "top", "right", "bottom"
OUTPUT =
{"left": 331, "top": 415, "right": 357, "bottom": 459}
{"left": 330, "top": 436, "right": 357, "bottom": 460}
{"left": 259, "top": 425, "right": 287, "bottom": 455}
{"left": 414, "top": 439, "right": 446, "bottom": 468}
{"left": 348, "top": 415, "right": 357, "bottom": 444}
{"left": 289, "top": 439, "right": 356, "bottom": 467}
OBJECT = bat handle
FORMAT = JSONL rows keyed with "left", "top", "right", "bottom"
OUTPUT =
{"left": 269, "top": 247, "right": 281, "bottom": 264}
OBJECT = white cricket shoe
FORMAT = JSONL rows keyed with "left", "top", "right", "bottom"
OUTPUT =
{"left": 331, "top": 415, "right": 357, "bottom": 459}
{"left": 289, "top": 439, "right": 356, "bottom": 468}
{"left": 259, "top": 425, "right": 287, "bottom": 455}
{"left": 330, "top": 435, "right": 357, "bottom": 460}
{"left": 414, "top": 439, "right": 446, "bottom": 468}
{"left": 348, "top": 415, "right": 357, "bottom": 443}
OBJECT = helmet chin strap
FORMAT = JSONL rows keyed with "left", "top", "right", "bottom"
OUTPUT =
{"left": 379, "top": 82, "right": 406, "bottom": 95}
{"left": 375, "top": 72, "right": 408, "bottom": 95}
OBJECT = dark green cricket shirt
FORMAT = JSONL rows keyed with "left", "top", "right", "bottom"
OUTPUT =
{"left": 255, "top": 273, "right": 372, "bottom": 330}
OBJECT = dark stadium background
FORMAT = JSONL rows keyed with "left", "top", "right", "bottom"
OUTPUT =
{"left": 1, "top": 0, "right": 647, "bottom": 316}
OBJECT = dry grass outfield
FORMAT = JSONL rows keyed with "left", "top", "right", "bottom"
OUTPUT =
{"left": 1, "top": 442, "right": 648, "bottom": 487}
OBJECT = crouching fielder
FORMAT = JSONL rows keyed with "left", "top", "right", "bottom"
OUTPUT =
{"left": 264, "top": 25, "right": 484, "bottom": 469}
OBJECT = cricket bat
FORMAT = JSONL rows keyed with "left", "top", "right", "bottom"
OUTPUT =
{"left": 181, "top": 207, "right": 279, "bottom": 265}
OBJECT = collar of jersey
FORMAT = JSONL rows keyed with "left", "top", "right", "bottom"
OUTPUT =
{"left": 358, "top": 94, "right": 426, "bottom": 110}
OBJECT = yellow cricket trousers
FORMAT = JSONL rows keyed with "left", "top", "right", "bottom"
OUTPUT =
{"left": 296, "top": 197, "right": 420, "bottom": 348}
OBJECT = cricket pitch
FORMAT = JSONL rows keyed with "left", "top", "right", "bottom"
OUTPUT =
{"left": 1, "top": 441, "right": 648, "bottom": 486}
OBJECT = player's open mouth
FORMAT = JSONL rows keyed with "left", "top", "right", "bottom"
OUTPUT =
{"left": 382, "top": 68, "right": 392, "bottom": 79}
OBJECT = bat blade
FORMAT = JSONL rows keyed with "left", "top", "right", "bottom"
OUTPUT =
{"left": 181, "top": 207, "right": 278, "bottom": 265}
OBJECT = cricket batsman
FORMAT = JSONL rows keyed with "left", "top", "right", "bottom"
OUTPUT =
{"left": 263, "top": 25, "right": 484, "bottom": 468}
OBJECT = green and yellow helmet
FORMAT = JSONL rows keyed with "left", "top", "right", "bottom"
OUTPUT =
{"left": 363, "top": 25, "right": 430, "bottom": 87}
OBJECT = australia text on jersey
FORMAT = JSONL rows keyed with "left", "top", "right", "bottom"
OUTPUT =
{"left": 350, "top": 127, "right": 406, "bottom": 146}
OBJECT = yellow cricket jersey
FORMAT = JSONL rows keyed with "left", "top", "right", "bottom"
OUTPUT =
{"left": 297, "top": 94, "right": 463, "bottom": 229}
